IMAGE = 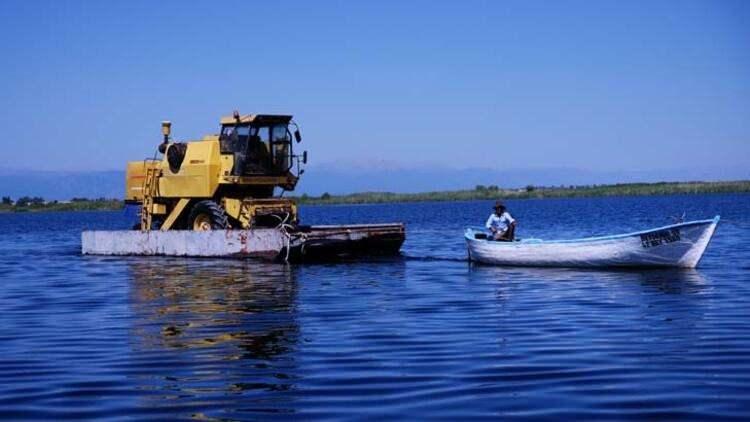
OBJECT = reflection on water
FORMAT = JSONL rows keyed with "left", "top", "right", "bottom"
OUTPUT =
{"left": 126, "top": 259, "right": 300, "bottom": 416}
{"left": 470, "top": 265, "right": 709, "bottom": 293}
{"left": 633, "top": 268, "right": 709, "bottom": 293}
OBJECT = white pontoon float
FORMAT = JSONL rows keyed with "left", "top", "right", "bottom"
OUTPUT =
{"left": 82, "top": 224, "right": 406, "bottom": 262}
{"left": 465, "top": 216, "right": 719, "bottom": 269}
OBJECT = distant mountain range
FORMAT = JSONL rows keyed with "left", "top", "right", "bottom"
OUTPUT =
{"left": 0, "top": 165, "right": 747, "bottom": 200}
{"left": 297, "top": 165, "right": 750, "bottom": 196}
{"left": 0, "top": 170, "right": 124, "bottom": 200}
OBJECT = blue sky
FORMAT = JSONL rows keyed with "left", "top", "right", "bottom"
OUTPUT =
{"left": 0, "top": 0, "right": 748, "bottom": 177}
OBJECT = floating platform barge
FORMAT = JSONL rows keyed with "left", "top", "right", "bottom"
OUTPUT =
{"left": 82, "top": 223, "right": 405, "bottom": 262}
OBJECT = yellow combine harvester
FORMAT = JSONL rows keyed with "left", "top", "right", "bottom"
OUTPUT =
{"left": 107, "top": 110, "right": 405, "bottom": 261}
{"left": 126, "top": 112, "right": 307, "bottom": 231}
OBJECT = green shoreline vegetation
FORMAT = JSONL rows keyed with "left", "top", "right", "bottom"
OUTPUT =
{"left": 295, "top": 180, "right": 750, "bottom": 205}
{"left": 0, "top": 196, "right": 122, "bottom": 213}
{"left": 1, "top": 181, "right": 749, "bottom": 213}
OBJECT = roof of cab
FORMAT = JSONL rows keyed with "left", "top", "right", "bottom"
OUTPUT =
{"left": 220, "top": 114, "right": 293, "bottom": 125}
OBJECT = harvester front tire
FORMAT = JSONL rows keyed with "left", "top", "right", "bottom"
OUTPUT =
{"left": 188, "top": 200, "right": 228, "bottom": 231}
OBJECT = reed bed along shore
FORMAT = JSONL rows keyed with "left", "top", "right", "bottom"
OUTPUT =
{"left": 1, "top": 180, "right": 748, "bottom": 212}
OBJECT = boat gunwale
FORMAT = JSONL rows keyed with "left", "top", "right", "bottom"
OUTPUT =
{"left": 465, "top": 215, "right": 720, "bottom": 245}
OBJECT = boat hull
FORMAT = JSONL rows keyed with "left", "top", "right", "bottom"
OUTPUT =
{"left": 466, "top": 217, "right": 719, "bottom": 269}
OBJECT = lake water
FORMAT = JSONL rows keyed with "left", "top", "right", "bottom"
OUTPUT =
{"left": 0, "top": 194, "right": 749, "bottom": 420}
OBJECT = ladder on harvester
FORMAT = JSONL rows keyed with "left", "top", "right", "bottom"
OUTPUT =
{"left": 140, "top": 166, "right": 160, "bottom": 231}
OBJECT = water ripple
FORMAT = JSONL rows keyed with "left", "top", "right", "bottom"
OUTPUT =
{"left": 0, "top": 195, "right": 749, "bottom": 419}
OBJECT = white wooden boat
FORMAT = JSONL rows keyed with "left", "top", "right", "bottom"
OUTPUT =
{"left": 465, "top": 216, "right": 720, "bottom": 268}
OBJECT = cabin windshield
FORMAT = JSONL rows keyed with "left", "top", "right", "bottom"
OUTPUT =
{"left": 220, "top": 123, "right": 293, "bottom": 175}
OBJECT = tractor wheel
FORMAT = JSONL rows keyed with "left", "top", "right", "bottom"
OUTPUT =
{"left": 188, "top": 200, "right": 228, "bottom": 231}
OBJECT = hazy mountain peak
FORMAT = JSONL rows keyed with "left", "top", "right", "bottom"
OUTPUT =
{"left": 0, "top": 165, "right": 746, "bottom": 200}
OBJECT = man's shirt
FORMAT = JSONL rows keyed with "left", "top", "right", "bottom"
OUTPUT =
{"left": 486, "top": 211, "right": 515, "bottom": 232}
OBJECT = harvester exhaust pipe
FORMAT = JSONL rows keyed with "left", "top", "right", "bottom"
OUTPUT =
{"left": 158, "top": 121, "right": 171, "bottom": 154}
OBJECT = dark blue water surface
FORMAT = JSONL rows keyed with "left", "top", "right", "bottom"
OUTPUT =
{"left": 0, "top": 194, "right": 749, "bottom": 420}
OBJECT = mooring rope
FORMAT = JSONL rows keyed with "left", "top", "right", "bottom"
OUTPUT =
{"left": 271, "top": 213, "right": 297, "bottom": 262}
{"left": 717, "top": 219, "right": 750, "bottom": 229}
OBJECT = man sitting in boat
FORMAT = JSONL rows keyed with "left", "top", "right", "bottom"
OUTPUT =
{"left": 486, "top": 200, "right": 516, "bottom": 241}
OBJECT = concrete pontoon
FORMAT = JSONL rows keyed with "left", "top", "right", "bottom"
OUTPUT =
{"left": 82, "top": 223, "right": 405, "bottom": 262}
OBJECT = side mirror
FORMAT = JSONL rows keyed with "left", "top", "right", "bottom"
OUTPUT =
{"left": 302, "top": 151, "right": 308, "bottom": 164}
{"left": 294, "top": 129, "right": 302, "bottom": 143}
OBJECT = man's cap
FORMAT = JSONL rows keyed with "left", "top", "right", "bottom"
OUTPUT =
{"left": 493, "top": 200, "right": 505, "bottom": 209}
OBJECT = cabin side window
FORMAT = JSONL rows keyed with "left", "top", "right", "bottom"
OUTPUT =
{"left": 271, "top": 125, "right": 292, "bottom": 171}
